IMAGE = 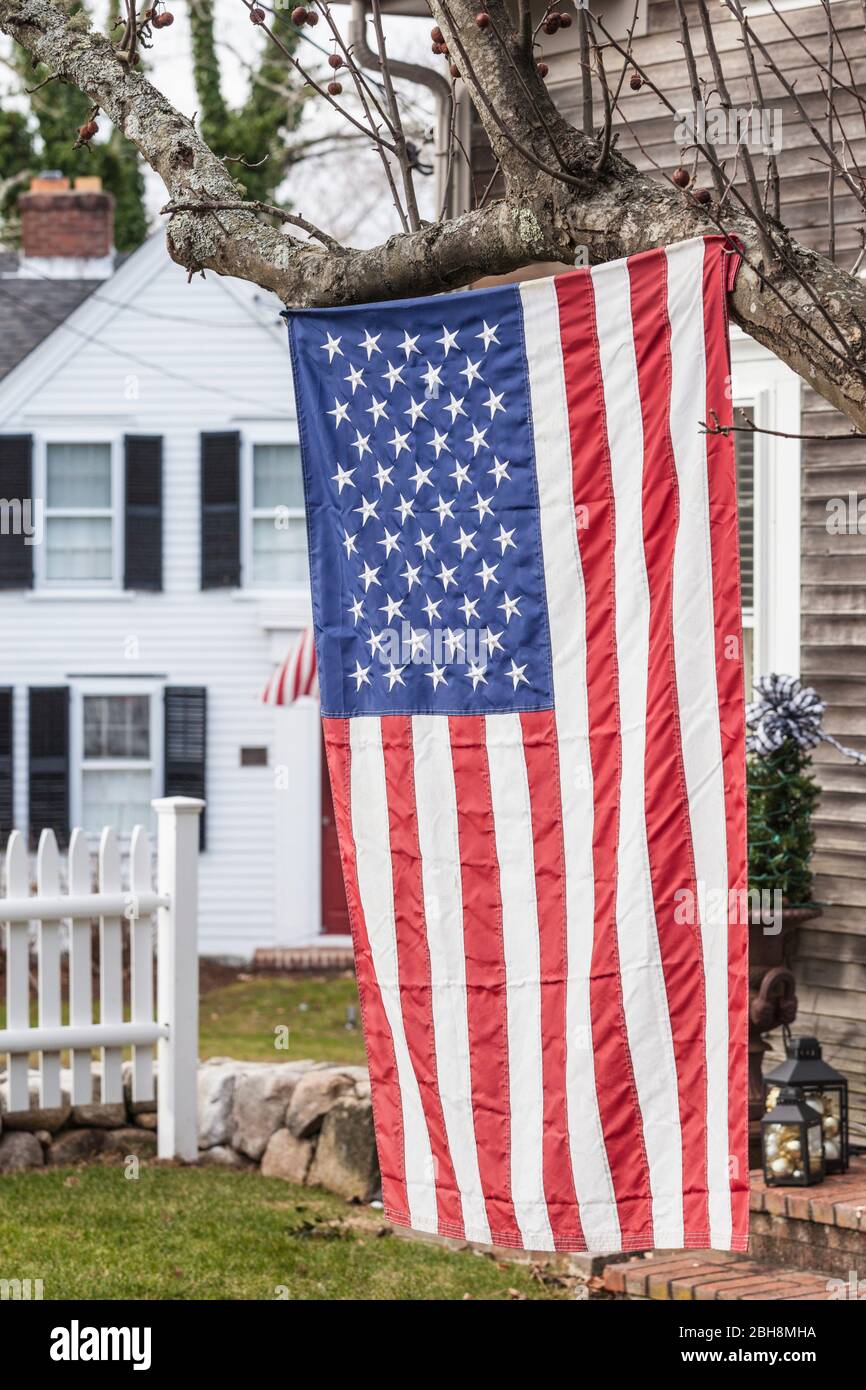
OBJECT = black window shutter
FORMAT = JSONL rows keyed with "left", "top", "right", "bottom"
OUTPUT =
{"left": 0, "top": 688, "right": 13, "bottom": 840}
{"left": 124, "top": 435, "right": 163, "bottom": 590}
{"left": 0, "top": 435, "right": 34, "bottom": 590}
{"left": 28, "top": 687, "right": 69, "bottom": 849}
{"left": 200, "top": 432, "right": 240, "bottom": 588}
{"left": 164, "top": 687, "right": 207, "bottom": 848}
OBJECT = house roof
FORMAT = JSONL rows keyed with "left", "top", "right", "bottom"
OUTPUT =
{"left": 0, "top": 273, "right": 99, "bottom": 383}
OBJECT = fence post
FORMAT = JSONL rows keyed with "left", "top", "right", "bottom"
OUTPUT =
{"left": 153, "top": 796, "right": 204, "bottom": 1161}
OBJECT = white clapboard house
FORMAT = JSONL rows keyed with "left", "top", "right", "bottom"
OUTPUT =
{"left": 0, "top": 174, "right": 347, "bottom": 959}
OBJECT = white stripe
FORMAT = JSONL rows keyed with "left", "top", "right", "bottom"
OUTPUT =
{"left": 411, "top": 715, "right": 491, "bottom": 1243}
{"left": 666, "top": 237, "right": 732, "bottom": 1247}
{"left": 591, "top": 259, "right": 686, "bottom": 1245}
{"left": 519, "top": 277, "right": 621, "bottom": 1252}
{"left": 485, "top": 713, "right": 554, "bottom": 1251}
{"left": 348, "top": 716, "right": 438, "bottom": 1232}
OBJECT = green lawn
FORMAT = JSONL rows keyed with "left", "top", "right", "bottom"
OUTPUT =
{"left": 199, "top": 974, "right": 365, "bottom": 1065}
{"left": 0, "top": 1164, "right": 571, "bottom": 1300}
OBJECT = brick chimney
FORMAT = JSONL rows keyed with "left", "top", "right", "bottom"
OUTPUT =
{"left": 18, "top": 173, "right": 115, "bottom": 278}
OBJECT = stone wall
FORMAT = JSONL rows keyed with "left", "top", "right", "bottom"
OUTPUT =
{"left": 0, "top": 1059, "right": 381, "bottom": 1204}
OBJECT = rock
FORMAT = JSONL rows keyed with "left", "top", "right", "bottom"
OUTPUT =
{"left": 307, "top": 1097, "right": 379, "bottom": 1202}
{"left": 1, "top": 1075, "right": 71, "bottom": 1133}
{"left": 102, "top": 1127, "right": 157, "bottom": 1158}
{"left": 134, "top": 1112, "right": 159, "bottom": 1130}
{"left": 261, "top": 1128, "right": 315, "bottom": 1184}
{"left": 71, "top": 1103, "right": 127, "bottom": 1129}
{"left": 197, "top": 1062, "right": 241, "bottom": 1148}
{"left": 122, "top": 1061, "right": 158, "bottom": 1115}
{"left": 231, "top": 1066, "right": 308, "bottom": 1160}
{"left": 197, "top": 1145, "right": 254, "bottom": 1169}
{"left": 35, "top": 1130, "right": 53, "bottom": 1149}
{"left": 285, "top": 1070, "right": 355, "bottom": 1139}
{"left": 47, "top": 1129, "right": 107, "bottom": 1165}
{"left": 0, "top": 1131, "right": 44, "bottom": 1171}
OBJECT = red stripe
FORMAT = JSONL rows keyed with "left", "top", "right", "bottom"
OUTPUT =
{"left": 274, "top": 655, "right": 290, "bottom": 707}
{"left": 322, "top": 717, "right": 409, "bottom": 1218}
{"left": 555, "top": 270, "right": 654, "bottom": 1244}
{"left": 380, "top": 716, "right": 464, "bottom": 1237}
{"left": 702, "top": 236, "right": 749, "bottom": 1241}
{"left": 519, "top": 708, "right": 585, "bottom": 1248}
{"left": 448, "top": 715, "right": 519, "bottom": 1243}
{"left": 628, "top": 248, "right": 711, "bottom": 1239}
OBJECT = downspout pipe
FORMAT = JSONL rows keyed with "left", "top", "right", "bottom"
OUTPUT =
{"left": 348, "top": 0, "right": 454, "bottom": 215}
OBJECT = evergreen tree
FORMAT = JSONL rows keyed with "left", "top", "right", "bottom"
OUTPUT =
{"left": 747, "top": 741, "right": 821, "bottom": 906}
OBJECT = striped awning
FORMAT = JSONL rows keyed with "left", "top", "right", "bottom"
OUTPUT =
{"left": 261, "top": 627, "right": 319, "bottom": 706}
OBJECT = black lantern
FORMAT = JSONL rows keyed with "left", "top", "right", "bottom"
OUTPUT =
{"left": 764, "top": 1032, "right": 849, "bottom": 1173}
{"left": 761, "top": 1087, "right": 825, "bottom": 1186}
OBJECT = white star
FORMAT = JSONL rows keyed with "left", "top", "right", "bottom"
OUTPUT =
{"left": 321, "top": 332, "right": 343, "bottom": 362}
{"left": 408, "top": 627, "right": 429, "bottom": 658}
{"left": 433, "top": 494, "right": 455, "bottom": 525}
{"left": 344, "top": 363, "right": 365, "bottom": 394}
{"left": 476, "top": 320, "right": 500, "bottom": 350}
{"left": 327, "top": 397, "right": 350, "bottom": 428}
{"left": 476, "top": 558, "right": 499, "bottom": 590}
{"left": 420, "top": 360, "right": 443, "bottom": 395}
{"left": 367, "top": 630, "right": 387, "bottom": 656}
{"left": 428, "top": 428, "right": 451, "bottom": 459}
{"left": 436, "top": 561, "right": 458, "bottom": 591}
{"left": 383, "top": 661, "right": 407, "bottom": 691}
{"left": 458, "top": 593, "right": 480, "bottom": 622}
{"left": 354, "top": 495, "right": 379, "bottom": 526}
{"left": 459, "top": 355, "right": 484, "bottom": 386}
{"left": 351, "top": 660, "right": 372, "bottom": 689}
{"left": 388, "top": 427, "right": 410, "bottom": 458}
{"left": 358, "top": 329, "right": 382, "bottom": 359}
{"left": 359, "top": 561, "right": 381, "bottom": 590}
{"left": 484, "top": 388, "right": 505, "bottom": 418}
{"left": 466, "top": 423, "right": 489, "bottom": 455}
{"left": 422, "top": 593, "right": 442, "bottom": 622}
{"left": 347, "top": 595, "right": 364, "bottom": 625}
{"left": 443, "top": 628, "right": 465, "bottom": 659}
{"left": 488, "top": 456, "right": 511, "bottom": 487}
{"left": 380, "top": 593, "right": 404, "bottom": 623}
{"left": 377, "top": 528, "right": 401, "bottom": 558}
{"left": 394, "top": 494, "right": 416, "bottom": 524}
{"left": 342, "top": 529, "right": 358, "bottom": 558}
{"left": 373, "top": 460, "right": 394, "bottom": 491}
{"left": 507, "top": 659, "right": 529, "bottom": 689}
{"left": 399, "top": 330, "right": 421, "bottom": 360}
{"left": 366, "top": 396, "right": 389, "bottom": 424}
{"left": 471, "top": 491, "right": 494, "bottom": 522}
{"left": 443, "top": 392, "right": 467, "bottom": 424}
{"left": 350, "top": 429, "right": 372, "bottom": 460}
{"left": 331, "top": 463, "right": 355, "bottom": 493}
{"left": 415, "top": 529, "right": 435, "bottom": 558}
{"left": 450, "top": 460, "right": 471, "bottom": 491}
{"left": 401, "top": 560, "right": 422, "bottom": 590}
{"left": 382, "top": 360, "right": 405, "bottom": 391}
{"left": 485, "top": 628, "right": 504, "bottom": 655}
{"left": 410, "top": 462, "right": 433, "bottom": 492}
{"left": 405, "top": 395, "right": 428, "bottom": 426}
{"left": 426, "top": 661, "right": 448, "bottom": 690}
{"left": 498, "top": 590, "right": 521, "bottom": 623}
{"left": 495, "top": 523, "right": 516, "bottom": 553}
{"left": 453, "top": 527, "right": 477, "bottom": 557}
{"left": 465, "top": 661, "right": 488, "bottom": 690}
{"left": 436, "top": 325, "right": 460, "bottom": 356}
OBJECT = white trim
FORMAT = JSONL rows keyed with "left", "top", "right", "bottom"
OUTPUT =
{"left": 239, "top": 425, "right": 309, "bottom": 598}
{"left": 33, "top": 429, "right": 123, "bottom": 590}
{"left": 69, "top": 678, "right": 163, "bottom": 839}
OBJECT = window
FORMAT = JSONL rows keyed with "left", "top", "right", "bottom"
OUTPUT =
{"left": 249, "top": 442, "right": 307, "bottom": 587}
{"left": 44, "top": 442, "right": 115, "bottom": 584}
{"left": 80, "top": 694, "right": 153, "bottom": 835}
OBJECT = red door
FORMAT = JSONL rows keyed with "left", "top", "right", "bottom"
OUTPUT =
{"left": 320, "top": 732, "right": 350, "bottom": 934}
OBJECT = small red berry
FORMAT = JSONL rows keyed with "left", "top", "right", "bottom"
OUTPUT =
{"left": 476, "top": 11, "right": 490, "bottom": 27}
{"left": 544, "top": 15, "right": 560, "bottom": 33}
{"left": 431, "top": 41, "right": 442, "bottom": 53}
{"left": 291, "top": 5, "right": 307, "bottom": 22}
{"left": 151, "top": 11, "right": 164, "bottom": 25}
{"left": 537, "top": 61, "right": 549, "bottom": 77}
{"left": 327, "top": 80, "right": 342, "bottom": 95}
{"left": 306, "top": 9, "right": 318, "bottom": 22}
{"left": 430, "top": 25, "right": 444, "bottom": 42}
{"left": 558, "top": 11, "right": 572, "bottom": 26}
{"left": 250, "top": 6, "right": 266, "bottom": 23}
{"left": 79, "top": 119, "right": 98, "bottom": 140}
{"left": 693, "top": 187, "right": 712, "bottom": 205}
{"left": 672, "top": 166, "right": 690, "bottom": 188}
{"left": 328, "top": 53, "right": 343, "bottom": 69}
{"left": 629, "top": 71, "right": 642, "bottom": 90}
{"left": 450, "top": 63, "right": 460, "bottom": 79}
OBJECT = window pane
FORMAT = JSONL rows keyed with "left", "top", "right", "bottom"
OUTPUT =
{"left": 45, "top": 517, "right": 113, "bottom": 581}
{"left": 253, "top": 443, "right": 304, "bottom": 509}
{"left": 82, "top": 768, "right": 153, "bottom": 836}
{"left": 252, "top": 516, "right": 308, "bottom": 585}
{"left": 735, "top": 412, "right": 755, "bottom": 613}
{"left": 84, "top": 695, "right": 150, "bottom": 758}
{"left": 46, "top": 442, "right": 112, "bottom": 508}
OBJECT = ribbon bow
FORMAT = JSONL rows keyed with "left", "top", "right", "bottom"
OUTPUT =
{"left": 746, "top": 673, "right": 866, "bottom": 765}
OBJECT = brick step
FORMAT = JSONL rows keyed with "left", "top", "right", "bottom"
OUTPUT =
{"left": 603, "top": 1251, "right": 836, "bottom": 1301}
{"left": 252, "top": 945, "right": 355, "bottom": 973}
{"left": 749, "top": 1157, "right": 866, "bottom": 1279}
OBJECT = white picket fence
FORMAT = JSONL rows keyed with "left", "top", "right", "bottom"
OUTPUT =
{"left": 0, "top": 796, "right": 203, "bottom": 1160}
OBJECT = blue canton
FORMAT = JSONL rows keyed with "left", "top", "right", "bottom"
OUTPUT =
{"left": 288, "top": 283, "right": 554, "bottom": 717}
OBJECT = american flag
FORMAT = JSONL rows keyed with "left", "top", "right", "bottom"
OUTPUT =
{"left": 286, "top": 234, "right": 748, "bottom": 1254}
